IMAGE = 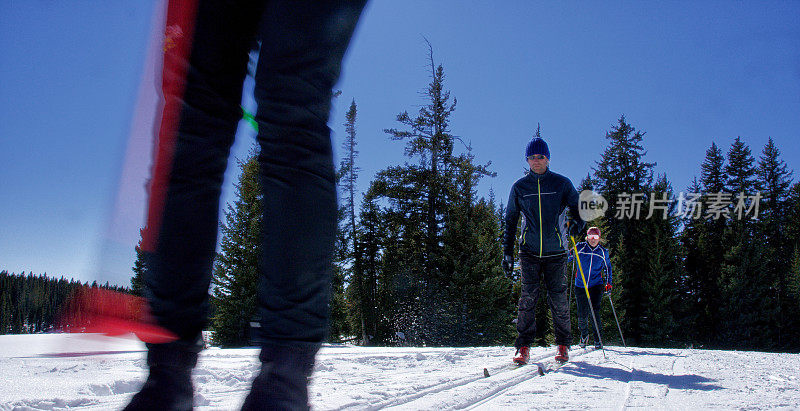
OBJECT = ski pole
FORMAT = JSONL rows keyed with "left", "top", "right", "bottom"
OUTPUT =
{"left": 569, "top": 235, "right": 605, "bottom": 359}
{"left": 606, "top": 291, "right": 626, "bottom": 347}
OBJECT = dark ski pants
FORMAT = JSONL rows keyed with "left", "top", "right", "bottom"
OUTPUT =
{"left": 575, "top": 284, "right": 603, "bottom": 343}
{"left": 141, "top": 0, "right": 366, "bottom": 349}
{"left": 514, "top": 251, "right": 571, "bottom": 348}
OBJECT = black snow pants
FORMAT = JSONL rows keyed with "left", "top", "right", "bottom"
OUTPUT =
{"left": 514, "top": 250, "right": 572, "bottom": 348}
{"left": 141, "top": 0, "right": 366, "bottom": 348}
{"left": 575, "top": 284, "right": 603, "bottom": 343}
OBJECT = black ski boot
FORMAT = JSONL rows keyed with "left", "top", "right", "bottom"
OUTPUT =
{"left": 124, "top": 341, "right": 201, "bottom": 411}
{"left": 241, "top": 342, "right": 319, "bottom": 411}
{"left": 579, "top": 335, "right": 589, "bottom": 349}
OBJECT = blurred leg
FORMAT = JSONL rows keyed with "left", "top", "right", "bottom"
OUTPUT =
{"left": 144, "top": 0, "right": 264, "bottom": 344}
{"left": 128, "top": 1, "right": 264, "bottom": 409}
{"left": 242, "top": 1, "right": 366, "bottom": 409}
{"left": 251, "top": 0, "right": 366, "bottom": 348}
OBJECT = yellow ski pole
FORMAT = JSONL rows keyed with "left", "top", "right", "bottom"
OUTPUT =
{"left": 570, "top": 235, "right": 606, "bottom": 359}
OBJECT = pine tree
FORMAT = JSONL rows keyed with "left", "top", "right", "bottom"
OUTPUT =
{"left": 725, "top": 137, "right": 757, "bottom": 196}
{"left": 353, "top": 195, "right": 388, "bottom": 342}
{"left": 329, "top": 164, "right": 350, "bottom": 343}
{"left": 593, "top": 115, "right": 655, "bottom": 345}
{"left": 130, "top": 245, "right": 146, "bottom": 297}
{"left": 371, "top": 42, "right": 495, "bottom": 345}
{"left": 690, "top": 142, "right": 728, "bottom": 345}
{"left": 717, "top": 138, "right": 765, "bottom": 347}
{"left": 209, "top": 154, "right": 262, "bottom": 347}
{"left": 441, "top": 153, "right": 511, "bottom": 345}
{"left": 636, "top": 175, "right": 683, "bottom": 345}
{"left": 381, "top": 42, "right": 459, "bottom": 278}
{"left": 338, "top": 99, "right": 373, "bottom": 345}
{"left": 755, "top": 138, "right": 793, "bottom": 348}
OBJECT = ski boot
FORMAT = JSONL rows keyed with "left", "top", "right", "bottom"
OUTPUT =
{"left": 124, "top": 341, "right": 201, "bottom": 411}
{"left": 555, "top": 345, "right": 569, "bottom": 363}
{"left": 513, "top": 346, "right": 530, "bottom": 365}
{"left": 579, "top": 335, "right": 589, "bottom": 349}
{"left": 241, "top": 342, "right": 318, "bottom": 410}
{"left": 594, "top": 342, "right": 603, "bottom": 349}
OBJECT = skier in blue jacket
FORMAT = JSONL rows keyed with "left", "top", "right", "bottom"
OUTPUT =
{"left": 570, "top": 226, "right": 613, "bottom": 349}
{"left": 502, "top": 137, "right": 585, "bottom": 365}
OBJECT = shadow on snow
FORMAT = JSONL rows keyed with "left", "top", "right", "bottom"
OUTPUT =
{"left": 562, "top": 361, "right": 724, "bottom": 391}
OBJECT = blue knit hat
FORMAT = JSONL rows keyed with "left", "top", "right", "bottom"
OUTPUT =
{"left": 525, "top": 138, "right": 550, "bottom": 160}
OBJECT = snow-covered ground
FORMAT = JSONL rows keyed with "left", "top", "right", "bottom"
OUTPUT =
{"left": 1, "top": 333, "right": 799, "bottom": 410}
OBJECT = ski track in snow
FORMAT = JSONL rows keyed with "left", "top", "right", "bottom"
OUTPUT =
{"left": 2, "top": 334, "right": 800, "bottom": 410}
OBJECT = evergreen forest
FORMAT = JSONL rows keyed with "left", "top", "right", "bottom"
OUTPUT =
{"left": 4, "top": 50, "right": 800, "bottom": 353}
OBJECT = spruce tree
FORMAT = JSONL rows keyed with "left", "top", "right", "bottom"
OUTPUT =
{"left": 209, "top": 155, "right": 262, "bottom": 347}
{"left": 718, "top": 138, "right": 765, "bottom": 347}
{"left": 338, "top": 99, "right": 372, "bottom": 345}
{"left": 725, "top": 137, "right": 757, "bottom": 195}
{"left": 353, "top": 195, "right": 387, "bottom": 342}
{"left": 371, "top": 43, "right": 495, "bottom": 345}
{"left": 755, "top": 138, "right": 793, "bottom": 348}
{"left": 593, "top": 115, "right": 655, "bottom": 345}
{"left": 329, "top": 239, "right": 350, "bottom": 342}
{"left": 381, "top": 43, "right": 459, "bottom": 278}
{"left": 329, "top": 164, "right": 350, "bottom": 343}
{"left": 441, "top": 153, "right": 511, "bottom": 345}
{"left": 639, "top": 175, "right": 682, "bottom": 344}
{"left": 130, "top": 245, "right": 146, "bottom": 297}
{"left": 693, "top": 142, "right": 727, "bottom": 345}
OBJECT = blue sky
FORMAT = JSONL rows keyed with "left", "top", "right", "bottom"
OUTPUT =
{"left": 1, "top": 1, "right": 798, "bottom": 286}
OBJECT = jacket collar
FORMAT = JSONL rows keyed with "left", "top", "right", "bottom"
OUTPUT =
{"left": 580, "top": 242, "right": 601, "bottom": 252}
{"left": 528, "top": 168, "right": 551, "bottom": 181}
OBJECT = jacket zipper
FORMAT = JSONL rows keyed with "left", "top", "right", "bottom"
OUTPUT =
{"left": 537, "top": 178, "right": 543, "bottom": 257}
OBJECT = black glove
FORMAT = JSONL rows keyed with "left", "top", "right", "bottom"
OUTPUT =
{"left": 501, "top": 255, "right": 514, "bottom": 276}
{"left": 568, "top": 220, "right": 585, "bottom": 237}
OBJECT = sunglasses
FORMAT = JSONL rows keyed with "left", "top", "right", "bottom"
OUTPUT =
{"left": 587, "top": 235, "right": 600, "bottom": 240}
{"left": 527, "top": 154, "right": 547, "bottom": 160}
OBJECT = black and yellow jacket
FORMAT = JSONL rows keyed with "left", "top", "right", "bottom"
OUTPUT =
{"left": 503, "top": 168, "right": 584, "bottom": 258}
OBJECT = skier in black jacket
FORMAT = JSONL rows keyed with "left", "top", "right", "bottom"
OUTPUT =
{"left": 502, "top": 137, "right": 584, "bottom": 365}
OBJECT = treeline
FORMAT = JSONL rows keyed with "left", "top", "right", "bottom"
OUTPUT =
{"left": 114, "top": 44, "right": 800, "bottom": 351}
{"left": 205, "top": 46, "right": 800, "bottom": 351}
{"left": 0, "top": 270, "right": 129, "bottom": 334}
{"left": 7, "top": 50, "right": 796, "bottom": 351}
{"left": 583, "top": 118, "right": 800, "bottom": 351}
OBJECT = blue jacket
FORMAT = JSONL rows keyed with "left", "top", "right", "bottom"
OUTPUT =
{"left": 569, "top": 242, "right": 613, "bottom": 288}
{"left": 503, "top": 169, "right": 584, "bottom": 258}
